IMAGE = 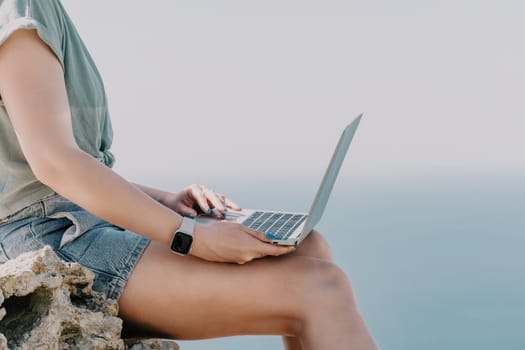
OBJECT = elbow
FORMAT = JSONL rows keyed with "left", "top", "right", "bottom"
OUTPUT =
{"left": 31, "top": 157, "right": 65, "bottom": 188}
{"left": 32, "top": 161, "right": 61, "bottom": 188}
{"left": 29, "top": 146, "right": 82, "bottom": 188}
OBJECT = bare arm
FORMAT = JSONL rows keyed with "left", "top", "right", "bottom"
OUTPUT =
{"left": 0, "top": 29, "right": 292, "bottom": 263}
{"left": 132, "top": 183, "right": 172, "bottom": 204}
{"left": 0, "top": 30, "right": 181, "bottom": 245}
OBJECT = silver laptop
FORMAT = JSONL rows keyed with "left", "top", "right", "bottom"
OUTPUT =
{"left": 203, "top": 114, "right": 362, "bottom": 246}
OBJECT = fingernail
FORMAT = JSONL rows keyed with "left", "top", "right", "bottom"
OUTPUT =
{"left": 188, "top": 214, "right": 195, "bottom": 219}
{"left": 291, "top": 247, "right": 297, "bottom": 253}
{"left": 222, "top": 213, "right": 227, "bottom": 219}
{"left": 207, "top": 208, "right": 212, "bottom": 214}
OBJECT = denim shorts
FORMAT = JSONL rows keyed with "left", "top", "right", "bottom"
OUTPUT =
{"left": 0, "top": 192, "right": 150, "bottom": 301}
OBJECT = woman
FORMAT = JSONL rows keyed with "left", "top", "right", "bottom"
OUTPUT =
{"left": 0, "top": 1, "right": 378, "bottom": 349}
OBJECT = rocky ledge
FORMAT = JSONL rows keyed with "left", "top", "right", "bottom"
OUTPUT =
{"left": 0, "top": 246, "right": 179, "bottom": 350}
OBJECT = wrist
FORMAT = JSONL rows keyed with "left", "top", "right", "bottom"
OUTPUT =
{"left": 156, "top": 191, "right": 173, "bottom": 205}
{"left": 188, "top": 223, "right": 206, "bottom": 258}
{"left": 169, "top": 216, "right": 196, "bottom": 255}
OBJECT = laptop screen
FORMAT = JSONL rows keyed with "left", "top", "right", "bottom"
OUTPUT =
{"left": 301, "top": 114, "right": 362, "bottom": 236}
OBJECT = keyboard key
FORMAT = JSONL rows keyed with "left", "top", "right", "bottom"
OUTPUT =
{"left": 243, "top": 211, "right": 307, "bottom": 241}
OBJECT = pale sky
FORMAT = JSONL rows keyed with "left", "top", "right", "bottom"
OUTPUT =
{"left": 62, "top": 0, "right": 524, "bottom": 188}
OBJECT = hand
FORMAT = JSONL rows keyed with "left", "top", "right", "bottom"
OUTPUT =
{"left": 191, "top": 221, "right": 295, "bottom": 264}
{"left": 162, "top": 184, "right": 241, "bottom": 218}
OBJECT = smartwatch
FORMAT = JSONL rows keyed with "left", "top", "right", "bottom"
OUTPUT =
{"left": 170, "top": 217, "right": 195, "bottom": 255}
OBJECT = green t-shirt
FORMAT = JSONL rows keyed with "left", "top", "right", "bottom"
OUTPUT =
{"left": 0, "top": 0, "right": 115, "bottom": 218}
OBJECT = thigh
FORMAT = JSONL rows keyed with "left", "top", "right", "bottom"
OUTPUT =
{"left": 56, "top": 223, "right": 149, "bottom": 301}
{"left": 118, "top": 240, "right": 337, "bottom": 340}
{"left": 0, "top": 199, "right": 48, "bottom": 261}
{"left": 0, "top": 217, "right": 45, "bottom": 262}
{"left": 0, "top": 194, "right": 150, "bottom": 301}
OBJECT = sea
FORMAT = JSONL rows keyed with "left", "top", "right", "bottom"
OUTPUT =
{"left": 169, "top": 172, "right": 524, "bottom": 350}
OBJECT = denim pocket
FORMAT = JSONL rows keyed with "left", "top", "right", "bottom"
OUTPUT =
{"left": 1, "top": 218, "right": 44, "bottom": 260}
{"left": 47, "top": 210, "right": 104, "bottom": 249}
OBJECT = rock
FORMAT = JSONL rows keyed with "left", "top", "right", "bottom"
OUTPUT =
{"left": 124, "top": 338, "right": 179, "bottom": 350}
{"left": 0, "top": 334, "right": 7, "bottom": 350}
{"left": 0, "top": 247, "right": 179, "bottom": 350}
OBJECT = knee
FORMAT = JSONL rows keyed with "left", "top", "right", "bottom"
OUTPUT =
{"left": 287, "top": 258, "right": 355, "bottom": 331}
{"left": 310, "top": 259, "right": 354, "bottom": 301}
{"left": 296, "top": 230, "right": 333, "bottom": 261}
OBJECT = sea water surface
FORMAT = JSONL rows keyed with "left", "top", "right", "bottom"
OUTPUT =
{"left": 173, "top": 173, "right": 524, "bottom": 350}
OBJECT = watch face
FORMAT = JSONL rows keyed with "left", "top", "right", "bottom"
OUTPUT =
{"left": 170, "top": 232, "right": 193, "bottom": 255}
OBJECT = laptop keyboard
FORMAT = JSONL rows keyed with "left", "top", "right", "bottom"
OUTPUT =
{"left": 242, "top": 211, "right": 307, "bottom": 240}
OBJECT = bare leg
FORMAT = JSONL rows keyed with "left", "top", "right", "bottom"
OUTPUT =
{"left": 283, "top": 231, "right": 334, "bottom": 350}
{"left": 118, "top": 232, "right": 378, "bottom": 350}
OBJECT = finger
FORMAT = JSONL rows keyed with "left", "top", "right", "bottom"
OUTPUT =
{"left": 212, "top": 191, "right": 241, "bottom": 212}
{"left": 176, "top": 204, "right": 198, "bottom": 219}
{"left": 224, "top": 197, "right": 241, "bottom": 211}
{"left": 257, "top": 240, "right": 296, "bottom": 257}
{"left": 215, "top": 192, "right": 226, "bottom": 203}
{"left": 216, "top": 192, "right": 234, "bottom": 212}
{"left": 202, "top": 186, "right": 227, "bottom": 214}
{"left": 189, "top": 185, "right": 211, "bottom": 214}
{"left": 242, "top": 227, "right": 273, "bottom": 243}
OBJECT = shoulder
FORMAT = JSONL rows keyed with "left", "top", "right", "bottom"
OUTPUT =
{"left": 0, "top": 0, "right": 30, "bottom": 28}
{"left": 1, "top": 0, "right": 60, "bottom": 20}
{"left": 1, "top": 0, "right": 64, "bottom": 66}
{"left": 1, "top": 0, "right": 64, "bottom": 31}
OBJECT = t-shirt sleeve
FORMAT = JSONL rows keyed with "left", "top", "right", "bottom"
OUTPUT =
{"left": 0, "top": 0, "right": 64, "bottom": 67}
